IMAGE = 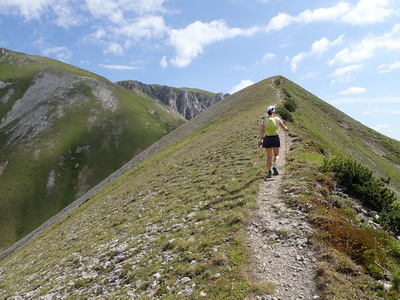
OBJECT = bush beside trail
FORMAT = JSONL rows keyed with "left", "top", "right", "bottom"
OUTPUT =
{"left": 323, "top": 156, "right": 399, "bottom": 233}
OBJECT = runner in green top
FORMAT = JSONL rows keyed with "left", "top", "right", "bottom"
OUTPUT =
{"left": 265, "top": 116, "right": 279, "bottom": 136}
{"left": 259, "top": 105, "right": 288, "bottom": 179}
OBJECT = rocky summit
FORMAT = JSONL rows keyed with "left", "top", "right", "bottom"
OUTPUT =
{"left": 117, "top": 80, "right": 229, "bottom": 120}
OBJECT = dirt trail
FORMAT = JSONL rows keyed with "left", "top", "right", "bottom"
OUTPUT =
{"left": 247, "top": 131, "right": 320, "bottom": 300}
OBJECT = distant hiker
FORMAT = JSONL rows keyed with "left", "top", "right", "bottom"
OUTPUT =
{"left": 259, "top": 105, "right": 288, "bottom": 179}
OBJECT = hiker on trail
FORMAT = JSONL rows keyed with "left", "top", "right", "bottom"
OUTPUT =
{"left": 259, "top": 105, "right": 288, "bottom": 179}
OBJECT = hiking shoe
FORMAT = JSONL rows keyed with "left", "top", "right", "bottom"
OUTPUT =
{"left": 265, "top": 171, "right": 272, "bottom": 180}
{"left": 272, "top": 165, "right": 279, "bottom": 176}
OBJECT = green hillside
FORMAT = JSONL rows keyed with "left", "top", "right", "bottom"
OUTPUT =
{"left": 276, "top": 77, "right": 400, "bottom": 298}
{"left": 0, "top": 76, "right": 399, "bottom": 299}
{"left": 0, "top": 49, "right": 186, "bottom": 249}
{"left": 276, "top": 77, "right": 400, "bottom": 194}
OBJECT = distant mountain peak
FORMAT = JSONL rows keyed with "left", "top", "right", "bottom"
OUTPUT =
{"left": 117, "top": 80, "right": 229, "bottom": 120}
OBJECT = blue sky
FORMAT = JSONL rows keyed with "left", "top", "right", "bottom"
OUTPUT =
{"left": 1, "top": 0, "right": 399, "bottom": 141}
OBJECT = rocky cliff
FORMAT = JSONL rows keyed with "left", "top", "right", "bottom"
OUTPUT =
{"left": 117, "top": 80, "right": 229, "bottom": 120}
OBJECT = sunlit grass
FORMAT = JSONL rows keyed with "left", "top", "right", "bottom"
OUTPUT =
{"left": 1, "top": 75, "right": 400, "bottom": 299}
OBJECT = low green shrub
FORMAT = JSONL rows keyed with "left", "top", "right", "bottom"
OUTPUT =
{"left": 323, "top": 156, "right": 399, "bottom": 233}
{"left": 276, "top": 106, "right": 294, "bottom": 122}
{"left": 284, "top": 97, "right": 298, "bottom": 112}
{"left": 281, "top": 87, "right": 291, "bottom": 99}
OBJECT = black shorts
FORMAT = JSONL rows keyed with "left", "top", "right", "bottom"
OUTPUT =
{"left": 262, "top": 135, "right": 280, "bottom": 148}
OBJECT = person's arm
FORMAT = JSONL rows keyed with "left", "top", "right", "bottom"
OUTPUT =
{"left": 259, "top": 118, "right": 265, "bottom": 145}
{"left": 277, "top": 117, "right": 288, "bottom": 131}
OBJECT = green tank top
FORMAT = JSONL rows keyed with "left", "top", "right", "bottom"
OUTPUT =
{"left": 265, "top": 116, "right": 279, "bottom": 136}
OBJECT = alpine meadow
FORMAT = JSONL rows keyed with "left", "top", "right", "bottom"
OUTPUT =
{"left": 1, "top": 50, "right": 400, "bottom": 298}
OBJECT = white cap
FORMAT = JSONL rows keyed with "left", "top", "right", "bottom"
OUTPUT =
{"left": 266, "top": 105, "right": 276, "bottom": 113}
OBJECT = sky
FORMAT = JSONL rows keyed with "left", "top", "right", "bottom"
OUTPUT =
{"left": 1, "top": 0, "right": 399, "bottom": 141}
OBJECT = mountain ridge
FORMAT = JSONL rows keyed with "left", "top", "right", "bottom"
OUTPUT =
{"left": 1, "top": 73, "right": 400, "bottom": 298}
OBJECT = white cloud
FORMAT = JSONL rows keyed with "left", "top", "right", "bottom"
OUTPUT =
{"left": 160, "top": 56, "right": 168, "bottom": 68}
{"left": 0, "top": 0, "right": 169, "bottom": 22}
{"left": 266, "top": 0, "right": 393, "bottom": 32}
{"left": 329, "top": 47, "right": 371, "bottom": 66}
{"left": 0, "top": 0, "right": 54, "bottom": 20}
{"left": 261, "top": 53, "right": 276, "bottom": 64}
{"left": 290, "top": 35, "right": 343, "bottom": 71}
{"left": 114, "top": 15, "right": 168, "bottom": 41}
{"left": 83, "top": 3, "right": 170, "bottom": 54}
{"left": 52, "top": 2, "right": 83, "bottom": 28}
{"left": 266, "top": 13, "right": 294, "bottom": 31}
{"left": 103, "top": 43, "right": 124, "bottom": 55}
{"left": 339, "top": 87, "right": 367, "bottom": 95}
{"left": 229, "top": 80, "right": 254, "bottom": 94}
{"left": 168, "top": 20, "right": 255, "bottom": 68}
{"left": 0, "top": 0, "right": 83, "bottom": 27}
{"left": 85, "top": 0, "right": 167, "bottom": 22}
{"left": 90, "top": 28, "right": 107, "bottom": 41}
{"left": 311, "top": 35, "right": 344, "bottom": 56}
{"left": 378, "top": 60, "right": 400, "bottom": 73}
{"left": 0, "top": 0, "right": 171, "bottom": 55}
{"left": 329, "top": 24, "right": 400, "bottom": 66}
{"left": 290, "top": 52, "right": 307, "bottom": 72}
{"left": 311, "top": 37, "right": 331, "bottom": 56}
{"left": 85, "top": 0, "right": 121, "bottom": 21}
{"left": 297, "top": 2, "right": 350, "bottom": 24}
{"left": 42, "top": 46, "right": 73, "bottom": 62}
{"left": 99, "top": 64, "right": 138, "bottom": 70}
{"left": 127, "top": 0, "right": 167, "bottom": 15}
{"left": 330, "top": 64, "right": 364, "bottom": 83}
{"left": 342, "top": 0, "right": 393, "bottom": 25}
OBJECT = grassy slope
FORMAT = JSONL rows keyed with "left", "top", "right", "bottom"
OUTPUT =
{"left": 278, "top": 77, "right": 400, "bottom": 299}
{"left": 0, "top": 77, "right": 277, "bottom": 298}
{"left": 0, "top": 76, "right": 399, "bottom": 299}
{"left": 0, "top": 50, "right": 186, "bottom": 249}
{"left": 278, "top": 78, "right": 400, "bottom": 194}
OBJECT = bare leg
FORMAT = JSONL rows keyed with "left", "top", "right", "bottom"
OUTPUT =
{"left": 273, "top": 147, "right": 280, "bottom": 166}
{"left": 266, "top": 148, "right": 273, "bottom": 172}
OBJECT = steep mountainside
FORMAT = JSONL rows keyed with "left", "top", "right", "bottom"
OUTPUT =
{"left": 117, "top": 80, "right": 229, "bottom": 120}
{"left": 277, "top": 78, "right": 400, "bottom": 196}
{"left": 0, "top": 48, "right": 186, "bottom": 250}
{"left": 1, "top": 76, "right": 399, "bottom": 299}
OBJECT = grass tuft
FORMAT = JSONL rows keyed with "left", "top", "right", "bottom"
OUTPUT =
{"left": 251, "top": 281, "right": 277, "bottom": 295}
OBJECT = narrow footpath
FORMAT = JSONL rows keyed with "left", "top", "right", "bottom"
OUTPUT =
{"left": 247, "top": 131, "right": 320, "bottom": 300}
